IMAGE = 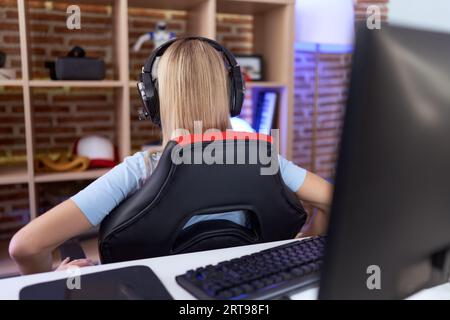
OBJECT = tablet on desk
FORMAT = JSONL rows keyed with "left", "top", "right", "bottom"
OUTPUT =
{"left": 19, "top": 266, "right": 173, "bottom": 300}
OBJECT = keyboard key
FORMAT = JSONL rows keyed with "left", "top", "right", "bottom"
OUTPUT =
{"left": 280, "top": 272, "right": 292, "bottom": 281}
{"left": 218, "top": 290, "right": 233, "bottom": 299}
{"left": 241, "top": 284, "right": 254, "bottom": 293}
{"left": 251, "top": 280, "right": 265, "bottom": 289}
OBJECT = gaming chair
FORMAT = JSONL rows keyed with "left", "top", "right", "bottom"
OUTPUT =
{"left": 98, "top": 132, "right": 308, "bottom": 264}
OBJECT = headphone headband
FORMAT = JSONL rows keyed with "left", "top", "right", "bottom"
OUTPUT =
{"left": 137, "top": 37, "right": 245, "bottom": 125}
{"left": 143, "top": 37, "right": 240, "bottom": 74}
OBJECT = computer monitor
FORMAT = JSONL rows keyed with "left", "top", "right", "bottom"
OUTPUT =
{"left": 319, "top": 24, "right": 450, "bottom": 299}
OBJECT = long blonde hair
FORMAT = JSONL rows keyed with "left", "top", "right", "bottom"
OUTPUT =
{"left": 156, "top": 38, "right": 231, "bottom": 146}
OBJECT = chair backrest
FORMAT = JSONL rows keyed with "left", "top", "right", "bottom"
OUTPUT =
{"left": 98, "top": 132, "right": 307, "bottom": 263}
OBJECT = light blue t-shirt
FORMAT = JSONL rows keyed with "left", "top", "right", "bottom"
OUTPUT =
{"left": 71, "top": 152, "right": 307, "bottom": 227}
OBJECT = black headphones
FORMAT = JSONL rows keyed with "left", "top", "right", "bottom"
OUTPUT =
{"left": 137, "top": 37, "right": 245, "bottom": 125}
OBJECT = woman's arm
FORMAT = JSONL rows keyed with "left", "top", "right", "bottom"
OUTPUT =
{"left": 9, "top": 151, "right": 150, "bottom": 275}
{"left": 297, "top": 171, "right": 334, "bottom": 212}
{"left": 9, "top": 199, "right": 92, "bottom": 274}
{"left": 278, "top": 156, "right": 334, "bottom": 237}
{"left": 296, "top": 171, "right": 334, "bottom": 237}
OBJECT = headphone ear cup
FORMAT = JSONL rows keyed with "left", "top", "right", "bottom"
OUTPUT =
{"left": 147, "top": 79, "right": 161, "bottom": 126}
{"left": 229, "top": 76, "right": 236, "bottom": 116}
{"left": 230, "top": 67, "right": 244, "bottom": 117}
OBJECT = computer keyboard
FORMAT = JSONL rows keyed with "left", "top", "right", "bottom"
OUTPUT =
{"left": 175, "top": 236, "right": 325, "bottom": 300}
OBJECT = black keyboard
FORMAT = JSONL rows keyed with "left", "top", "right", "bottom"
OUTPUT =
{"left": 175, "top": 236, "right": 325, "bottom": 300}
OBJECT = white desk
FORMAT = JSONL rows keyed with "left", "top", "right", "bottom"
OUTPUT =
{"left": 0, "top": 239, "right": 448, "bottom": 300}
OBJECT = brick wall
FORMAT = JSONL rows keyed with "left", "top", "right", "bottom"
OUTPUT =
{"left": 0, "top": 87, "right": 26, "bottom": 157}
{"left": 292, "top": 0, "right": 389, "bottom": 180}
{"left": 293, "top": 52, "right": 352, "bottom": 177}
{"left": 0, "top": 184, "right": 29, "bottom": 239}
{"left": 32, "top": 87, "right": 117, "bottom": 154}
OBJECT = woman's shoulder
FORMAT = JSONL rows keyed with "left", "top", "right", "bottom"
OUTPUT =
{"left": 121, "top": 150, "right": 159, "bottom": 181}
{"left": 277, "top": 155, "right": 308, "bottom": 192}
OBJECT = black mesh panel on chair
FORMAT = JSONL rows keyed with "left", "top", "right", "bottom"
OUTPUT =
{"left": 99, "top": 133, "right": 308, "bottom": 264}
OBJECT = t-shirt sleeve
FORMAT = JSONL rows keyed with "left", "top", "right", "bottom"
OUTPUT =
{"left": 70, "top": 151, "right": 150, "bottom": 226}
{"left": 278, "top": 155, "right": 307, "bottom": 192}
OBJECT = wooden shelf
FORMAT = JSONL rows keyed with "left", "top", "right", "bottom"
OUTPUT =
{"left": 0, "top": 80, "right": 24, "bottom": 87}
{"left": 49, "top": 0, "right": 114, "bottom": 4}
{"left": 34, "top": 169, "right": 110, "bottom": 184}
{"left": 246, "top": 81, "right": 286, "bottom": 88}
{"left": 217, "top": 0, "right": 293, "bottom": 14}
{"left": 131, "top": 80, "right": 286, "bottom": 89}
{"left": 0, "top": 165, "right": 29, "bottom": 186}
{"left": 129, "top": 0, "right": 208, "bottom": 10}
{"left": 29, "top": 80, "right": 123, "bottom": 88}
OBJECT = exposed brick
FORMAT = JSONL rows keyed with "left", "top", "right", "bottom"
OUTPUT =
{"left": 5, "top": 10, "right": 18, "bottom": 19}
{"left": 222, "top": 35, "right": 252, "bottom": 43}
{"left": 293, "top": 48, "right": 352, "bottom": 180}
{"left": 30, "top": 36, "right": 64, "bottom": 44}
{"left": 76, "top": 105, "right": 110, "bottom": 112}
{"left": 81, "top": 125, "right": 115, "bottom": 133}
{"left": 28, "top": 24, "right": 50, "bottom": 33}
{"left": 220, "top": 17, "right": 252, "bottom": 25}
{"left": 57, "top": 115, "right": 111, "bottom": 123}
{"left": 0, "top": 0, "right": 18, "bottom": 6}
{"left": 35, "top": 136, "right": 51, "bottom": 144}
{"left": 27, "top": 12, "right": 65, "bottom": 22}
{"left": 0, "top": 22, "right": 19, "bottom": 30}
{"left": 52, "top": 95, "right": 108, "bottom": 103}
{"left": 34, "top": 127, "right": 76, "bottom": 134}
{"left": 3, "top": 35, "right": 20, "bottom": 43}
{"left": 52, "top": 3, "right": 111, "bottom": 14}
{"left": 128, "top": 8, "right": 166, "bottom": 18}
{"left": 0, "top": 47, "right": 19, "bottom": 55}
{"left": 67, "top": 38, "right": 112, "bottom": 46}
{"left": 236, "top": 27, "right": 253, "bottom": 33}
{"left": 0, "top": 127, "right": 13, "bottom": 134}
{"left": 0, "top": 191, "right": 29, "bottom": 202}
{"left": 0, "top": 93, "right": 23, "bottom": 101}
{"left": 34, "top": 106, "right": 70, "bottom": 113}
{"left": 27, "top": 1, "right": 46, "bottom": 8}
{"left": 53, "top": 25, "right": 110, "bottom": 34}
{"left": 217, "top": 25, "right": 232, "bottom": 33}
{"left": 0, "top": 137, "right": 26, "bottom": 145}
{"left": 130, "top": 20, "right": 157, "bottom": 29}
{"left": 170, "top": 12, "right": 187, "bottom": 20}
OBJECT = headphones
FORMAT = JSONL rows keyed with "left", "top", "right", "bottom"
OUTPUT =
{"left": 137, "top": 37, "right": 245, "bottom": 125}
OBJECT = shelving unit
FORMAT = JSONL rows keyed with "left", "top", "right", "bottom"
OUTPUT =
{"left": 0, "top": 80, "right": 24, "bottom": 87}
{"left": 0, "top": 0, "right": 295, "bottom": 275}
{"left": 28, "top": 80, "right": 123, "bottom": 88}
{"left": 0, "top": 165, "right": 28, "bottom": 186}
{"left": 34, "top": 169, "right": 110, "bottom": 184}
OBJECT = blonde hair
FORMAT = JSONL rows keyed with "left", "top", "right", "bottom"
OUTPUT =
{"left": 157, "top": 39, "right": 231, "bottom": 146}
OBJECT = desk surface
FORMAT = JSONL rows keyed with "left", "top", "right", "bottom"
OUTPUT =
{"left": 0, "top": 239, "right": 448, "bottom": 300}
